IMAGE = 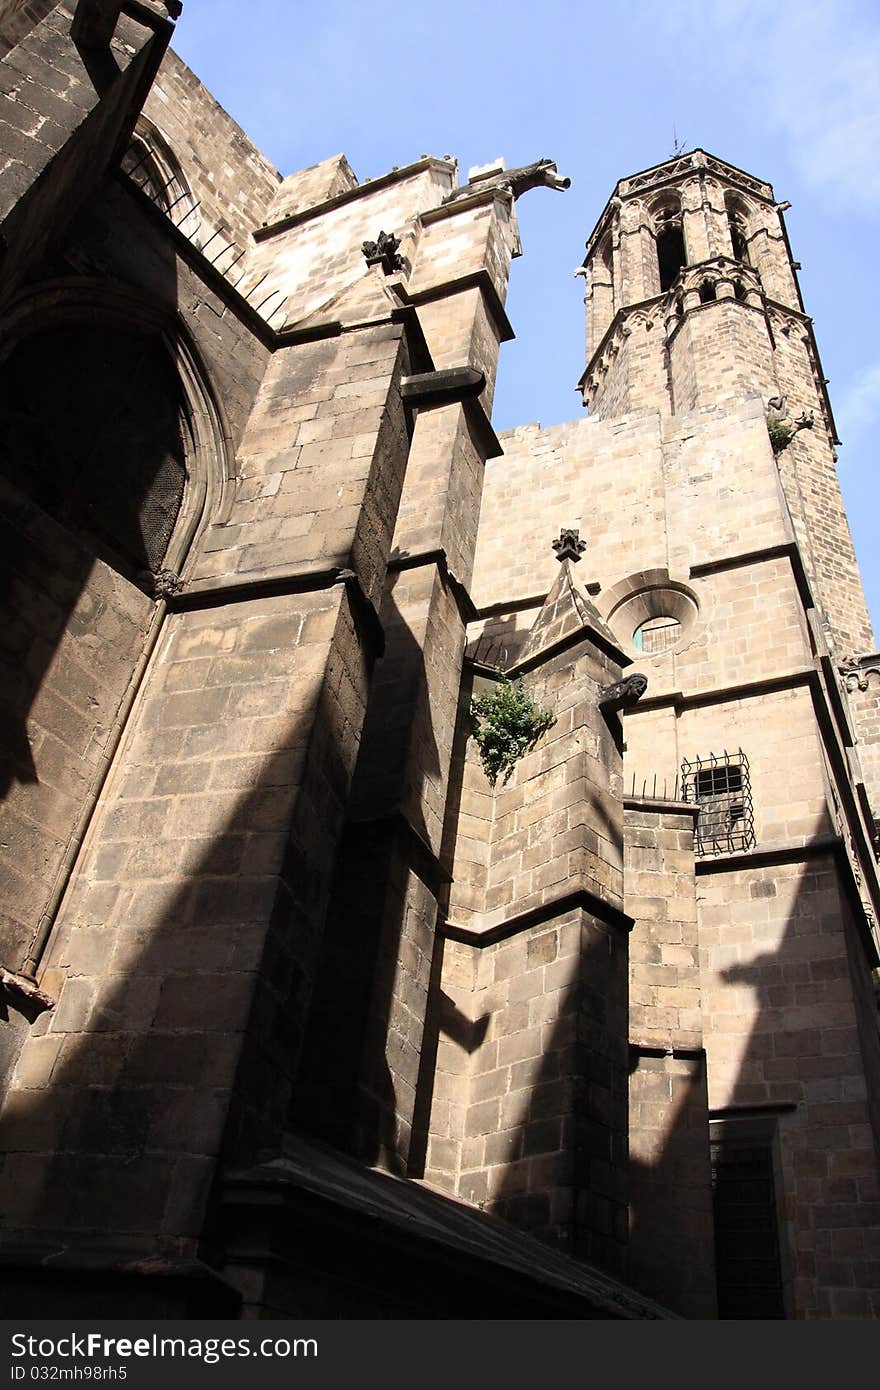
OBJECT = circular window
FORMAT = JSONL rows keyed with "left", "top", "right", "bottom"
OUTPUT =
{"left": 633, "top": 615, "right": 680, "bottom": 653}
{"left": 604, "top": 577, "right": 699, "bottom": 656}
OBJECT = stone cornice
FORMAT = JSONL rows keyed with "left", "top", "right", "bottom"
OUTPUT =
{"left": 624, "top": 795, "right": 700, "bottom": 819}
{"left": 583, "top": 149, "right": 775, "bottom": 258}
{"left": 169, "top": 564, "right": 385, "bottom": 660}
{"left": 253, "top": 157, "right": 456, "bottom": 241}
{"left": 693, "top": 833, "right": 842, "bottom": 873}
{"left": 395, "top": 269, "right": 515, "bottom": 344}
{"left": 442, "top": 885, "right": 633, "bottom": 947}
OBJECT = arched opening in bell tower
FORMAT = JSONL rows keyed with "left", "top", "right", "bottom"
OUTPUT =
{"left": 657, "top": 224, "right": 686, "bottom": 291}
{"left": 724, "top": 192, "right": 751, "bottom": 265}
{"left": 653, "top": 196, "right": 687, "bottom": 292}
{"left": 599, "top": 234, "right": 613, "bottom": 280}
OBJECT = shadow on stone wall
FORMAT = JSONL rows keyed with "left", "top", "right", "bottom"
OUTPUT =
{"left": 293, "top": 568, "right": 443, "bottom": 1173}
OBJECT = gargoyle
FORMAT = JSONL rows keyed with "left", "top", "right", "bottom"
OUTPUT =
{"left": 444, "top": 158, "right": 570, "bottom": 204}
{"left": 598, "top": 673, "right": 648, "bottom": 713}
{"left": 1, "top": 967, "right": 55, "bottom": 1021}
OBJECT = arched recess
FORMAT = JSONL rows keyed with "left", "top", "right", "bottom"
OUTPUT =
{"left": 121, "top": 116, "right": 202, "bottom": 241}
{"left": 0, "top": 277, "right": 233, "bottom": 975}
{"left": 0, "top": 276, "right": 233, "bottom": 581}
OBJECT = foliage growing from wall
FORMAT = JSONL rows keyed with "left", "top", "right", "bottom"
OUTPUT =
{"left": 469, "top": 675, "right": 556, "bottom": 786}
{"left": 766, "top": 416, "right": 795, "bottom": 455}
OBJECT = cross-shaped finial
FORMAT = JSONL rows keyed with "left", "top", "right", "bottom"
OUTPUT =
{"left": 552, "top": 527, "right": 586, "bottom": 563}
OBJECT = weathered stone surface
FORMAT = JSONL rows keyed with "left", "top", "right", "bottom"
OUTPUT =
{"left": 0, "top": 7, "right": 877, "bottom": 1324}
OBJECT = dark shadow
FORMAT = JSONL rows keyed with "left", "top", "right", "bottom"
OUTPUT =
{"left": 657, "top": 224, "right": 686, "bottom": 292}
{"left": 292, "top": 564, "right": 443, "bottom": 1173}
{"left": 625, "top": 843, "right": 880, "bottom": 1318}
{"left": 0, "top": 321, "right": 186, "bottom": 798}
{"left": 433, "top": 990, "right": 490, "bottom": 1053}
{"left": 0, "top": 177, "right": 186, "bottom": 1048}
{"left": 468, "top": 611, "right": 521, "bottom": 670}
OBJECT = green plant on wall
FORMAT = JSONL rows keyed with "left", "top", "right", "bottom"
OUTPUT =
{"left": 766, "top": 415, "right": 795, "bottom": 455}
{"left": 469, "top": 674, "right": 556, "bottom": 787}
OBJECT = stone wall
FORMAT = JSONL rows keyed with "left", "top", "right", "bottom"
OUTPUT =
{"left": 0, "top": 2, "right": 170, "bottom": 303}
{"left": 0, "top": 286, "right": 417, "bottom": 1243}
{"left": 142, "top": 45, "right": 281, "bottom": 251}
{"left": 0, "top": 0, "right": 57, "bottom": 58}
{"left": 698, "top": 855, "right": 880, "bottom": 1317}
{"left": 0, "top": 485, "right": 154, "bottom": 973}
{"left": 447, "top": 904, "right": 629, "bottom": 1271}
{"left": 625, "top": 799, "right": 716, "bottom": 1318}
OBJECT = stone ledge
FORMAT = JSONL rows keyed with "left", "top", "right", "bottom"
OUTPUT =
{"left": 253, "top": 156, "right": 455, "bottom": 241}
{"left": 221, "top": 1130, "right": 677, "bottom": 1319}
{"left": 624, "top": 795, "right": 699, "bottom": 818}
{"left": 693, "top": 833, "right": 842, "bottom": 874}
{"left": 442, "top": 884, "right": 633, "bottom": 947}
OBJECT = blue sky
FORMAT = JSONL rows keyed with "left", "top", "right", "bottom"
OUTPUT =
{"left": 173, "top": 0, "right": 880, "bottom": 639}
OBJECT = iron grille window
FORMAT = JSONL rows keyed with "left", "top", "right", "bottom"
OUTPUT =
{"left": 681, "top": 749, "right": 755, "bottom": 856}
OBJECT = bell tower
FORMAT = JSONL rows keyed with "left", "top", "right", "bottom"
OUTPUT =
{"left": 578, "top": 148, "right": 874, "bottom": 658}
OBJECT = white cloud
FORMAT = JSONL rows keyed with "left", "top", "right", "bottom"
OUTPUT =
{"left": 664, "top": 0, "right": 880, "bottom": 213}
{"left": 835, "top": 361, "right": 880, "bottom": 450}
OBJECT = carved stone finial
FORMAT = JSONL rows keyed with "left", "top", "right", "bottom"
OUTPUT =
{"left": 362, "top": 230, "right": 404, "bottom": 274}
{"left": 552, "top": 527, "right": 586, "bottom": 563}
{"left": 839, "top": 653, "right": 880, "bottom": 692}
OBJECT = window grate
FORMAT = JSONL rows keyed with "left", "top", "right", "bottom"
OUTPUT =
{"left": 633, "top": 614, "right": 681, "bottom": 654}
{"left": 681, "top": 749, "right": 755, "bottom": 856}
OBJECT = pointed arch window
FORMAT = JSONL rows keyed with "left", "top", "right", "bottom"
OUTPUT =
{"left": 0, "top": 321, "right": 188, "bottom": 581}
{"left": 657, "top": 222, "right": 686, "bottom": 292}
{"left": 121, "top": 118, "right": 201, "bottom": 241}
{"left": 724, "top": 192, "right": 751, "bottom": 265}
{"left": 653, "top": 196, "right": 687, "bottom": 292}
